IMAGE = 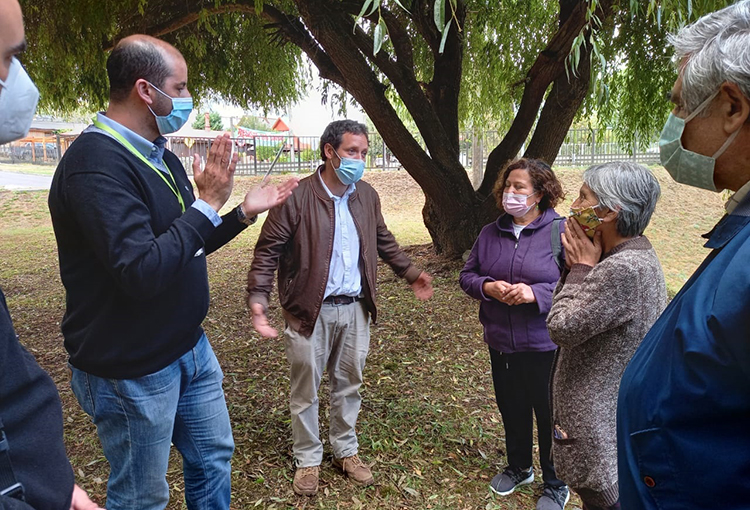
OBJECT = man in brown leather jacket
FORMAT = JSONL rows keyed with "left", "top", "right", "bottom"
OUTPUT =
{"left": 247, "top": 120, "right": 433, "bottom": 496}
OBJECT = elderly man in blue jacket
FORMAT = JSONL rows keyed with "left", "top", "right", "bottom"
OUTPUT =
{"left": 617, "top": 2, "right": 750, "bottom": 509}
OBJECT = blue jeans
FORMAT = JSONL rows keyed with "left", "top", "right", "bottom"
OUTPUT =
{"left": 70, "top": 334, "right": 234, "bottom": 510}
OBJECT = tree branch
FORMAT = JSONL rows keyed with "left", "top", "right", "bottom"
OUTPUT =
{"left": 479, "top": 0, "right": 614, "bottom": 196}
{"left": 342, "top": 16, "right": 457, "bottom": 168}
{"left": 105, "top": 1, "right": 256, "bottom": 49}
{"left": 339, "top": 2, "right": 415, "bottom": 69}
{"left": 262, "top": 5, "right": 346, "bottom": 86}
{"left": 104, "top": 0, "right": 346, "bottom": 86}
{"left": 410, "top": 0, "right": 443, "bottom": 55}
{"left": 424, "top": 0, "right": 465, "bottom": 152}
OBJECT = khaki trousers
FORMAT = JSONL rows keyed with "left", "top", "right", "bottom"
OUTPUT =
{"left": 284, "top": 300, "right": 370, "bottom": 467}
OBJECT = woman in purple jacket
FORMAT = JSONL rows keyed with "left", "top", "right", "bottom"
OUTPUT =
{"left": 460, "top": 158, "right": 568, "bottom": 510}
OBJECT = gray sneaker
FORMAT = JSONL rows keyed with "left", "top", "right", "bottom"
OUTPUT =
{"left": 536, "top": 484, "right": 570, "bottom": 510}
{"left": 490, "top": 466, "right": 534, "bottom": 496}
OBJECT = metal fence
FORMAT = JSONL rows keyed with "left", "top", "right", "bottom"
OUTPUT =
{"left": 166, "top": 135, "right": 325, "bottom": 177}
{"left": 0, "top": 137, "right": 62, "bottom": 165}
{"left": 553, "top": 129, "right": 660, "bottom": 166}
{"left": 0, "top": 127, "right": 661, "bottom": 174}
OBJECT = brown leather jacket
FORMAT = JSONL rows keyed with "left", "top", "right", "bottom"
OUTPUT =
{"left": 247, "top": 167, "right": 421, "bottom": 336}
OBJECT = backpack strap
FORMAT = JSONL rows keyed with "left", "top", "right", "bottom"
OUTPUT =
{"left": 0, "top": 418, "right": 25, "bottom": 501}
{"left": 550, "top": 217, "right": 565, "bottom": 271}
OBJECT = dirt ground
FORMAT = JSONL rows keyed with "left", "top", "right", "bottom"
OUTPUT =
{"left": 0, "top": 167, "right": 725, "bottom": 509}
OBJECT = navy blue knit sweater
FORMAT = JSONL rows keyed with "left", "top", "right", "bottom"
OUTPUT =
{"left": 0, "top": 287, "right": 74, "bottom": 510}
{"left": 48, "top": 132, "right": 246, "bottom": 379}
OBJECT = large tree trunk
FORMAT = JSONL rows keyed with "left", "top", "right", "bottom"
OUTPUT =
{"left": 525, "top": 48, "right": 592, "bottom": 163}
{"left": 110, "top": 0, "right": 611, "bottom": 259}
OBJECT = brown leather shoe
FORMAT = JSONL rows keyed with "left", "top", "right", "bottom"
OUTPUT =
{"left": 333, "top": 454, "right": 374, "bottom": 487}
{"left": 293, "top": 465, "right": 319, "bottom": 496}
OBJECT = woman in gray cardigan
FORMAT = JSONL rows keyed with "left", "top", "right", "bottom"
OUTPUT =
{"left": 546, "top": 162, "right": 667, "bottom": 510}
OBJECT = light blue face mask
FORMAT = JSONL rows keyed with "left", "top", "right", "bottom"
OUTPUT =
{"left": 332, "top": 147, "right": 365, "bottom": 185}
{"left": 659, "top": 89, "right": 740, "bottom": 192}
{"left": 147, "top": 82, "right": 193, "bottom": 135}
{"left": 0, "top": 57, "right": 40, "bottom": 144}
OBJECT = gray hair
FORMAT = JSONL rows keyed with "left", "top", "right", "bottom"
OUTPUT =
{"left": 669, "top": 0, "right": 750, "bottom": 115}
{"left": 583, "top": 162, "right": 661, "bottom": 238}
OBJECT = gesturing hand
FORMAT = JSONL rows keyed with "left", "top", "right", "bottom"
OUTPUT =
{"left": 193, "top": 133, "right": 238, "bottom": 212}
{"left": 70, "top": 484, "right": 105, "bottom": 510}
{"left": 241, "top": 176, "right": 299, "bottom": 218}
{"left": 250, "top": 302, "right": 278, "bottom": 338}
{"left": 410, "top": 271, "right": 434, "bottom": 300}
{"left": 561, "top": 218, "right": 602, "bottom": 267}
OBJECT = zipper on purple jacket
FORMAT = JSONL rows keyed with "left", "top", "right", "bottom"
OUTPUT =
{"left": 508, "top": 237, "right": 519, "bottom": 351}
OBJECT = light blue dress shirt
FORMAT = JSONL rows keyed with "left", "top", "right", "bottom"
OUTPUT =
{"left": 87, "top": 113, "right": 221, "bottom": 227}
{"left": 318, "top": 169, "right": 362, "bottom": 298}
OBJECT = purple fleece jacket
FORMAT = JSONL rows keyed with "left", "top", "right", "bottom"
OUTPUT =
{"left": 459, "top": 208, "right": 563, "bottom": 353}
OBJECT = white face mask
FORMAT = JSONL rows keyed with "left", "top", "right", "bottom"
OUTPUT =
{"left": 0, "top": 57, "right": 40, "bottom": 144}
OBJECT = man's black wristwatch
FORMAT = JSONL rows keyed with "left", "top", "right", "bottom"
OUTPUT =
{"left": 236, "top": 204, "right": 257, "bottom": 226}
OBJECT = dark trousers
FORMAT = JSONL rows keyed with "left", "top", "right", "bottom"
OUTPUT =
{"left": 489, "top": 347, "right": 563, "bottom": 487}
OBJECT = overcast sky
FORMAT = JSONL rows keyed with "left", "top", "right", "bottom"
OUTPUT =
{"left": 198, "top": 74, "right": 367, "bottom": 136}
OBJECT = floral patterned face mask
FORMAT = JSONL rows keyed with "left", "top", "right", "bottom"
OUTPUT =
{"left": 569, "top": 205, "right": 605, "bottom": 239}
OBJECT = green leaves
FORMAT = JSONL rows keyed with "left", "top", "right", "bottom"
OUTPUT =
{"left": 439, "top": 19, "right": 452, "bottom": 54}
{"left": 433, "top": 0, "right": 460, "bottom": 53}
{"left": 357, "top": 0, "right": 379, "bottom": 19}
{"left": 353, "top": 0, "right": 389, "bottom": 56}
{"left": 434, "top": 0, "right": 446, "bottom": 31}
{"left": 392, "top": 0, "right": 410, "bottom": 13}
{"left": 374, "top": 17, "right": 387, "bottom": 55}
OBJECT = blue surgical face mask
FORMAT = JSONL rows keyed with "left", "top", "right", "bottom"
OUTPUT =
{"left": 332, "top": 147, "right": 365, "bottom": 185}
{"left": 659, "top": 89, "right": 740, "bottom": 192}
{"left": 147, "top": 82, "right": 193, "bottom": 135}
{"left": 0, "top": 57, "right": 40, "bottom": 144}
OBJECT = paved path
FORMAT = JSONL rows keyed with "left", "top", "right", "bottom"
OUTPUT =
{"left": 0, "top": 171, "right": 52, "bottom": 191}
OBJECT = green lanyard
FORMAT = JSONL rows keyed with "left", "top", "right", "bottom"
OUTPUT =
{"left": 93, "top": 119, "right": 186, "bottom": 213}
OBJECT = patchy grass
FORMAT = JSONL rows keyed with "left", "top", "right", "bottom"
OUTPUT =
{"left": 0, "top": 167, "right": 724, "bottom": 509}
{"left": 0, "top": 162, "right": 57, "bottom": 175}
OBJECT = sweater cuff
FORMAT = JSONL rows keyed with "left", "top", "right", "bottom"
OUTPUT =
{"left": 191, "top": 199, "right": 222, "bottom": 227}
{"left": 181, "top": 206, "right": 217, "bottom": 242}
{"left": 578, "top": 482, "right": 619, "bottom": 508}
{"left": 565, "top": 263, "right": 594, "bottom": 284}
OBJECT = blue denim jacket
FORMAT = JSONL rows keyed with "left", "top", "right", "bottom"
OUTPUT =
{"left": 617, "top": 196, "right": 750, "bottom": 509}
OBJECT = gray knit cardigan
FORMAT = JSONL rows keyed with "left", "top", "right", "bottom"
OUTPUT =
{"left": 546, "top": 236, "right": 667, "bottom": 507}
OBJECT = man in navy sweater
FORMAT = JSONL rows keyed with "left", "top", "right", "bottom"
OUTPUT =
{"left": 0, "top": 0, "right": 102, "bottom": 508}
{"left": 48, "top": 35, "right": 297, "bottom": 510}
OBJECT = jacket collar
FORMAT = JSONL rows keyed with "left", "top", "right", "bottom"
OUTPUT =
{"left": 704, "top": 181, "right": 750, "bottom": 249}
{"left": 495, "top": 207, "right": 559, "bottom": 233}
{"left": 310, "top": 164, "right": 359, "bottom": 202}
{"left": 317, "top": 166, "right": 356, "bottom": 199}
{"left": 601, "top": 235, "right": 653, "bottom": 260}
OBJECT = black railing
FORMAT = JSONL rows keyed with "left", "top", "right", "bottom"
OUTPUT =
{"left": 0, "top": 128, "right": 661, "bottom": 172}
